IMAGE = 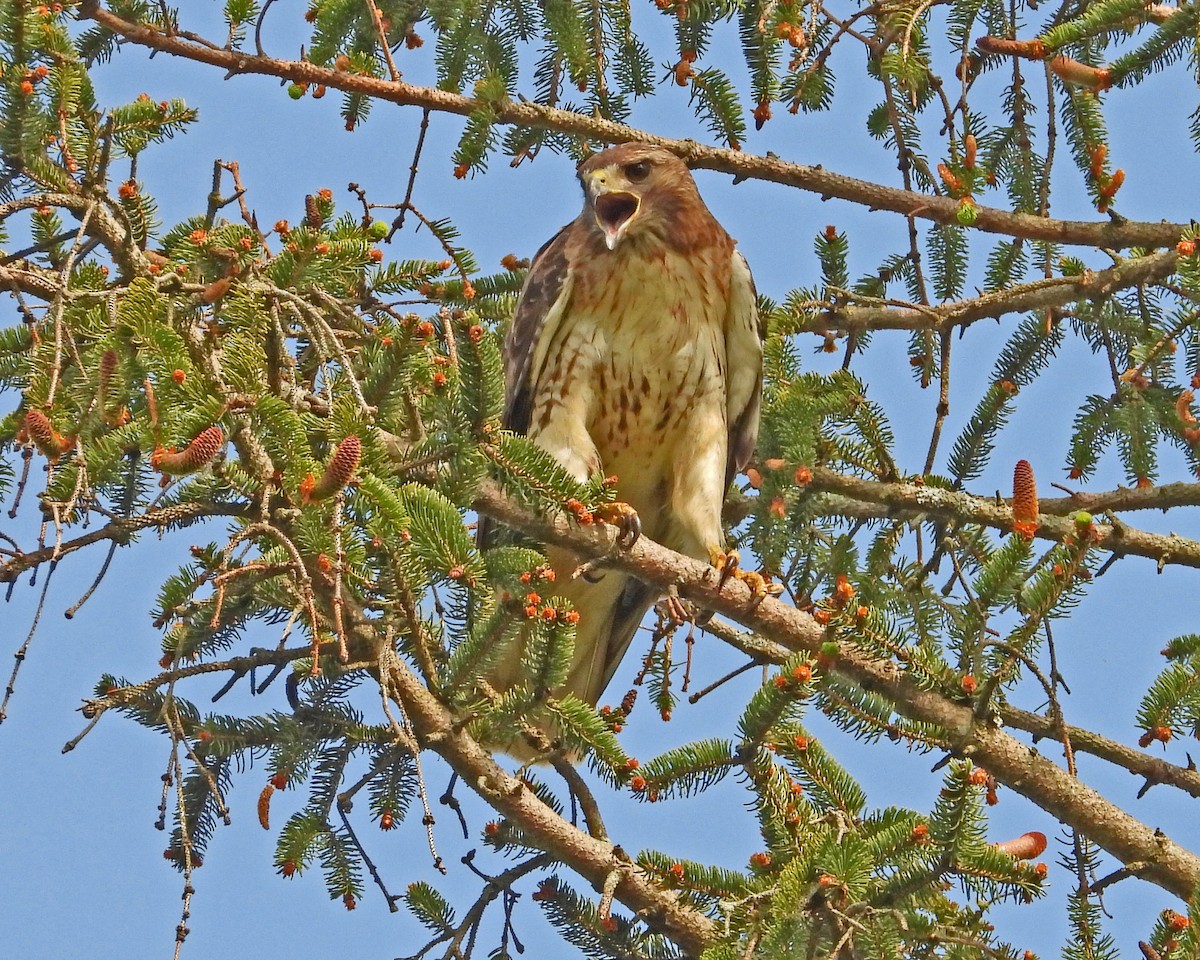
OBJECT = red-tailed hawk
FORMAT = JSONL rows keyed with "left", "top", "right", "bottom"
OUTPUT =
{"left": 492, "top": 142, "right": 763, "bottom": 713}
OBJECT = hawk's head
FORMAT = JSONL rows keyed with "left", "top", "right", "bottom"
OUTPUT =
{"left": 577, "top": 144, "right": 704, "bottom": 251}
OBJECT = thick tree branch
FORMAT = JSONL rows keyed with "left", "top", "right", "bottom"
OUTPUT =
{"left": 380, "top": 653, "right": 719, "bottom": 957}
{"left": 699, "top": 615, "right": 1200, "bottom": 801}
{"left": 0, "top": 193, "right": 146, "bottom": 276}
{"left": 472, "top": 481, "right": 1200, "bottom": 903}
{"left": 80, "top": 2, "right": 1187, "bottom": 251}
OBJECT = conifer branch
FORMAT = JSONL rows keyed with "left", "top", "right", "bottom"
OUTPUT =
{"left": 378, "top": 648, "right": 721, "bottom": 955}
{"left": 79, "top": 1, "right": 1188, "bottom": 251}
{"left": 802, "top": 468, "right": 1200, "bottom": 570}
{"left": 804, "top": 250, "right": 1180, "bottom": 334}
{"left": 472, "top": 481, "right": 1200, "bottom": 903}
{"left": 0, "top": 502, "right": 247, "bottom": 583}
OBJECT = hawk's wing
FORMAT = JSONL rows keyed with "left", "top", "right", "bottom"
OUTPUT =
{"left": 503, "top": 223, "right": 575, "bottom": 434}
{"left": 478, "top": 223, "right": 575, "bottom": 551}
{"left": 724, "top": 249, "right": 764, "bottom": 488}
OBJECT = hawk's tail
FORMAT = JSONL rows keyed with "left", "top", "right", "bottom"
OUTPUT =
{"left": 565, "top": 572, "right": 658, "bottom": 708}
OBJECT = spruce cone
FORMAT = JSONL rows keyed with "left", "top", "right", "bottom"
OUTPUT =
{"left": 22, "top": 409, "right": 72, "bottom": 459}
{"left": 1012, "top": 459, "right": 1039, "bottom": 539}
{"left": 301, "top": 435, "right": 361, "bottom": 503}
{"left": 152, "top": 425, "right": 224, "bottom": 475}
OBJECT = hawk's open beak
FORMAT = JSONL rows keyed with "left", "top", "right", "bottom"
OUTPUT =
{"left": 593, "top": 191, "right": 640, "bottom": 250}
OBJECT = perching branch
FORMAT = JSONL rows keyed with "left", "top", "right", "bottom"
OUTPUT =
{"left": 80, "top": 1, "right": 1188, "bottom": 251}
{"left": 471, "top": 480, "right": 1200, "bottom": 904}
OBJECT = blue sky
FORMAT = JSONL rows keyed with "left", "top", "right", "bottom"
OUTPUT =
{"left": 3, "top": 5, "right": 1200, "bottom": 959}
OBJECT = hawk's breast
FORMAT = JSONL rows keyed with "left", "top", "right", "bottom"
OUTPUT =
{"left": 529, "top": 237, "right": 732, "bottom": 540}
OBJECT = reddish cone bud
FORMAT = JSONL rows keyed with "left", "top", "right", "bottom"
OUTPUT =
{"left": 994, "top": 831, "right": 1047, "bottom": 860}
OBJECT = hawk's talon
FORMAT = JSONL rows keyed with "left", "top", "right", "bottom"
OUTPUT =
{"left": 708, "top": 547, "right": 741, "bottom": 592}
{"left": 662, "top": 585, "right": 692, "bottom": 625}
{"left": 707, "top": 547, "right": 782, "bottom": 606}
{"left": 594, "top": 501, "right": 641, "bottom": 548}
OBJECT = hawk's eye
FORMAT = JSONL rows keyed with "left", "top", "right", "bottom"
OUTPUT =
{"left": 624, "top": 161, "right": 651, "bottom": 183}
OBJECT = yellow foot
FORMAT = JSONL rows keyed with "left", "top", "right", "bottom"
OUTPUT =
{"left": 594, "top": 501, "right": 641, "bottom": 548}
{"left": 707, "top": 547, "right": 785, "bottom": 603}
{"left": 708, "top": 546, "right": 741, "bottom": 592}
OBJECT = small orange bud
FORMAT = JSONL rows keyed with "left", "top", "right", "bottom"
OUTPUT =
{"left": 750, "top": 852, "right": 772, "bottom": 869}
{"left": 968, "top": 767, "right": 989, "bottom": 786}
{"left": 746, "top": 467, "right": 763, "bottom": 488}
{"left": 171, "top": 369, "right": 186, "bottom": 384}
{"left": 794, "top": 466, "right": 812, "bottom": 484}
{"left": 834, "top": 574, "right": 855, "bottom": 603}
{"left": 769, "top": 496, "right": 787, "bottom": 518}
{"left": 937, "top": 162, "right": 963, "bottom": 194}
{"left": 961, "top": 674, "right": 978, "bottom": 694}
{"left": 380, "top": 810, "right": 395, "bottom": 830}
{"left": 752, "top": 100, "right": 771, "bottom": 130}
{"left": 630, "top": 775, "right": 647, "bottom": 792}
